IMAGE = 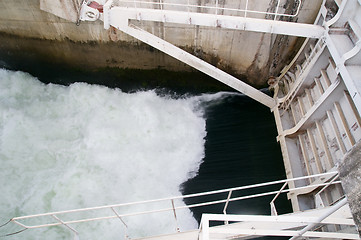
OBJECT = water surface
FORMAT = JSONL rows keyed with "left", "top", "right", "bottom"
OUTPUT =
{"left": 0, "top": 62, "right": 290, "bottom": 239}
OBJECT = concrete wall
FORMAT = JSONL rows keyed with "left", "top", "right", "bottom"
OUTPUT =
{"left": 339, "top": 141, "right": 361, "bottom": 236}
{"left": 0, "top": 0, "right": 322, "bottom": 87}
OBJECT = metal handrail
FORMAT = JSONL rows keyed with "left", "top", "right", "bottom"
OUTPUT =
{"left": 314, "top": 173, "right": 340, "bottom": 208}
{"left": 289, "top": 197, "right": 348, "bottom": 240}
{"left": 270, "top": 172, "right": 340, "bottom": 216}
{"left": 270, "top": 182, "right": 289, "bottom": 216}
{"left": 8, "top": 172, "right": 341, "bottom": 239}
{"left": 272, "top": 0, "right": 330, "bottom": 93}
{"left": 115, "top": 0, "right": 302, "bottom": 19}
{"left": 278, "top": 37, "right": 326, "bottom": 110}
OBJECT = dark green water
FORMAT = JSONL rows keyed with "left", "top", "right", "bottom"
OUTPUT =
{"left": 182, "top": 94, "right": 292, "bottom": 224}
{"left": 0, "top": 55, "right": 292, "bottom": 234}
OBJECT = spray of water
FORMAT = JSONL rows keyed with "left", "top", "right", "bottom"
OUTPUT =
{"left": 0, "top": 69, "right": 235, "bottom": 239}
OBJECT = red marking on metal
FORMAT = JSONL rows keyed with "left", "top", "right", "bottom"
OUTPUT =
{"left": 89, "top": 1, "right": 103, "bottom": 13}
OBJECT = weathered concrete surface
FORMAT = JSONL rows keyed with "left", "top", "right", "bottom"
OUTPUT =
{"left": 0, "top": 32, "right": 191, "bottom": 73}
{"left": 40, "top": 0, "right": 82, "bottom": 23}
{"left": 339, "top": 141, "right": 361, "bottom": 236}
{"left": 0, "top": 0, "right": 322, "bottom": 87}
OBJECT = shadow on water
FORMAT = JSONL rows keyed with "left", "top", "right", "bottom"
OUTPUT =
{"left": 0, "top": 49, "right": 234, "bottom": 94}
{"left": 181, "top": 94, "right": 292, "bottom": 229}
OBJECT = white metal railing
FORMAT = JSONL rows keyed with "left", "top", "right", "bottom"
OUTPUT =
{"left": 271, "top": 171, "right": 341, "bottom": 217}
{"left": 269, "top": 0, "right": 329, "bottom": 100}
{"left": 113, "top": 0, "right": 302, "bottom": 20}
{"left": 2, "top": 172, "right": 346, "bottom": 239}
{"left": 270, "top": 181, "right": 289, "bottom": 216}
{"left": 278, "top": 37, "right": 326, "bottom": 110}
{"left": 199, "top": 198, "right": 359, "bottom": 240}
{"left": 314, "top": 173, "right": 340, "bottom": 208}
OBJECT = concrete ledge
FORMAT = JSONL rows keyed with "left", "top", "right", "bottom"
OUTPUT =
{"left": 338, "top": 141, "right": 361, "bottom": 236}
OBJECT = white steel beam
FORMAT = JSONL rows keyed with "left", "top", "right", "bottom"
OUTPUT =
{"left": 107, "top": 12, "right": 276, "bottom": 108}
{"left": 209, "top": 228, "right": 360, "bottom": 239}
{"left": 109, "top": 7, "right": 325, "bottom": 38}
{"left": 200, "top": 206, "right": 359, "bottom": 239}
{"left": 201, "top": 213, "right": 355, "bottom": 225}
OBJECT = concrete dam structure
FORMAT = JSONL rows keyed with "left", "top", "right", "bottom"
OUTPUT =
{"left": 0, "top": 0, "right": 322, "bottom": 87}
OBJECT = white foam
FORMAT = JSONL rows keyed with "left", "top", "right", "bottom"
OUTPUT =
{"left": 0, "top": 69, "right": 225, "bottom": 239}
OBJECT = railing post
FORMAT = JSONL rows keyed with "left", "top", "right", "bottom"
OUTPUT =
{"left": 270, "top": 182, "right": 288, "bottom": 216}
{"left": 270, "top": 202, "right": 278, "bottom": 216}
{"left": 244, "top": 0, "right": 249, "bottom": 18}
{"left": 103, "top": 0, "right": 113, "bottom": 29}
{"left": 314, "top": 173, "right": 339, "bottom": 208}
{"left": 223, "top": 190, "right": 233, "bottom": 224}
{"left": 171, "top": 199, "right": 180, "bottom": 232}
{"left": 315, "top": 194, "right": 325, "bottom": 208}
{"left": 111, "top": 207, "right": 129, "bottom": 239}
{"left": 51, "top": 215, "right": 79, "bottom": 240}
{"left": 215, "top": 0, "right": 218, "bottom": 15}
{"left": 274, "top": 0, "right": 281, "bottom": 20}
{"left": 201, "top": 215, "right": 209, "bottom": 240}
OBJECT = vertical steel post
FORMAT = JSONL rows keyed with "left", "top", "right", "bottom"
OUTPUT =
{"left": 223, "top": 190, "right": 233, "bottom": 224}
{"left": 51, "top": 215, "right": 79, "bottom": 240}
{"left": 171, "top": 199, "right": 180, "bottom": 232}
{"left": 111, "top": 207, "right": 129, "bottom": 239}
{"left": 274, "top": 0, "right": 281, "bottom": 20}
{"left": 245, "top": 0, "right": 249, "bottom": 17}
{"left": 270, "top": 182, "right": 288, "bottom": 216}
{"left": 201, "top": 216, "right": 210, "bottom": 240}
{"left": 215, "top": 0, "right": 218, "bottom": 15}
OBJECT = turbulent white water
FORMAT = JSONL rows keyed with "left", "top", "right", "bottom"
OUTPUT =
{"left": 0, "top": 69, "right": 233, "bottom": 239}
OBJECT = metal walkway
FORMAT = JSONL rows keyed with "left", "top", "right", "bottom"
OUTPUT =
{"left": 77, "top": 0, "right": 326, "bottom": 108}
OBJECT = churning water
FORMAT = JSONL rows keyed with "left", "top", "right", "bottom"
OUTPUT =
{"left": 0, "top": 68, "right": 289, "bottom": 239}
{"left": 0, "top": 69, "right": 239, "bottom": 239}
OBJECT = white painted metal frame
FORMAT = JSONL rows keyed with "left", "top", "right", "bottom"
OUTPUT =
{"left": 108, "top": 7, "right": 324, "bottom": 38}
{"left": 99, "top": 0, "right": 326, "bottom": 108}
{"left": 110, "top": 22, "right": 277, "bottom": 108}
{"left": 199, "top": 198, "right": 358, "bottom": 240}
{"left": 114, "top": 0, "right": 302, "bottom": 19}
{"left": 325, "top": 32, "right": 361, "bottom": 114}
{"left": 279, "top": 38, "right": 326, "bottom": 110}
{"left": 91, "top": 0, "right": 326, "bottom": 108}
{"left": 270, "top": 0, "right": 361, "bottom": 229}
{"left": 270, "top": 182, "right": 288, "bottom": 216}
